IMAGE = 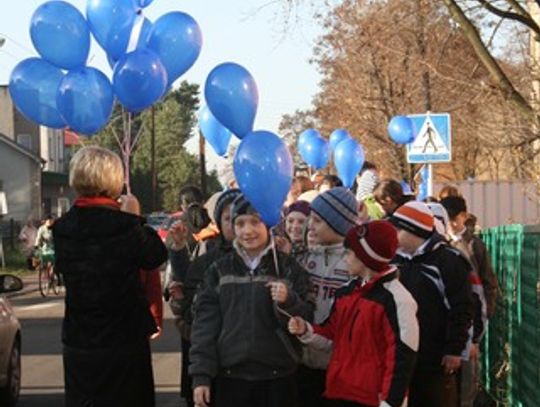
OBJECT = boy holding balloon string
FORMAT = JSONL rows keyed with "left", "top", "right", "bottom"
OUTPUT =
{"left": 189, "top": 194, "right": 314, "bottom": 407}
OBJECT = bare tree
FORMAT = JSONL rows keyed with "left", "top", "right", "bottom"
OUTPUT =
{"left": 279, "top": 0, "right": 532, "bottom": 181}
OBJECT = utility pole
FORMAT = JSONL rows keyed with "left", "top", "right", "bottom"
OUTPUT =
{"left": 416, "top": 0, "right": 434, "bottom": 195}
{"left": 199, "top": 130, "right": 207, "bottom": 197}
{"left": 150, "top": 106, "right": 157, "bottom": 211}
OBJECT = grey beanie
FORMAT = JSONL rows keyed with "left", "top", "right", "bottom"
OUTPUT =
{"left": 311, "top": 187, "right": 358, "bottom": 236}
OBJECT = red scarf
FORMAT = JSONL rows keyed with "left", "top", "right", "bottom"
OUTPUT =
{"left": 74, "top": 196, "right": 121, "bottom": 209}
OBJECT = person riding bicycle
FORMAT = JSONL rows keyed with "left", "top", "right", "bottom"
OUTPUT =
{"left": 35, "top": 215, "right": 55, "bottom": 266}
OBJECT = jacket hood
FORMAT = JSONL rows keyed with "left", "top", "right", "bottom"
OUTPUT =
{"left": 396, "top": 232, "right": 448, "bottom": 260}
{"left": 53, "top": 206, "right": 144, "bottom": 240}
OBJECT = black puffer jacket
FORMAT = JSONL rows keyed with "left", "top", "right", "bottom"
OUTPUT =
{"left": 53, "top": 205, "right": 168, "bottom": 349}
{"left": 189, "top": 246, "right": 315, "bottom": 387}
{"left": 393, "top": 233, "right": 473, "bottom": 372}
{"left": 170, "top": 239, "right": 233, "bottom": 340}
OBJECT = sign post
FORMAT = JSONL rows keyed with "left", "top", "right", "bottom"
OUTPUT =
{"left": 407, "top": 112, "right": 452, "bottom": 197}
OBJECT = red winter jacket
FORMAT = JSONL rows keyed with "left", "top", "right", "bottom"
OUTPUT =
{"left": 303, "top": 268, "right": 419, "bottom": 407}
{"left": 140, "top": 268, "right": 163, "bottom": 331}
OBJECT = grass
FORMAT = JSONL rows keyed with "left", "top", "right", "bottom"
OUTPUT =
{"left": 0, "top": 243, "right": 35, "bottom": 277}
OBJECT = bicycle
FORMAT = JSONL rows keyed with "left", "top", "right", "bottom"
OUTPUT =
{"left": 36, "top": 248, "right": 60, "bottom": 298}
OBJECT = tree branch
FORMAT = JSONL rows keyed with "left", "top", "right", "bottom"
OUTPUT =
{"left": 443, "top": 0, "right": 535, "bottom": 120}
{"left": 476, "top": 0, "right": 540, "bottom": 36}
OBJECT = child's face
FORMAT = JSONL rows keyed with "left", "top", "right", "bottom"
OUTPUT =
{"left": 344, "top": 249, "right": 368, "bottom": 278}
{"left": 375, "top": 196, "right": 397, "bottom": 216}
{"left": 220, "top": 204, "right": 234, "bottom": 242}
{"left": 449, "top": 211, "right": 467, "bottom": 234}
{"left": 234, "top": 213, "right": 268, "bottom": 255}
{"left": 307, "top": 212, "right": 343, "bottom": 245}
{"left": 397, "top": 229, "right": 425, "bottom": 254}
{"left": 286, "top": 212, "right": 307, "bottom": 244}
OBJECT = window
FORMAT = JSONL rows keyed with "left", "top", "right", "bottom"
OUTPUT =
{"left": 0, "top": 192, "right": 7, "bottom": 216}
{"left": 57, "top": 198, "right": 70, "bottom": 217}
{"left": 17, "top": 134, "right": 33, "bottom": 151}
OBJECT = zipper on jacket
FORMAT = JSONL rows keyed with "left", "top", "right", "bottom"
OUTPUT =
{"left": 324, "top": 248, "right": 328, "bottom": 267}
{"left": 349, "top": 309, "right": 360, "bottom": 343}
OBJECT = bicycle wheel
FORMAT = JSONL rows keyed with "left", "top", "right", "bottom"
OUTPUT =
{"left": 38, "top": 265, "right": 50, "bottom": 298}
{"left": 51, "top": 266, "right": 61, "bottom": 296}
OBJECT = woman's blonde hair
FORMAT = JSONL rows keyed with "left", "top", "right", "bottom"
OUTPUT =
{"left": 69, "top": 146, "right": 124, "bottom": 198}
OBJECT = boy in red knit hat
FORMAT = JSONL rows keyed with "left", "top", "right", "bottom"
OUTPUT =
{"left": 289, "top": 220, "right": 419, "bottom": 407}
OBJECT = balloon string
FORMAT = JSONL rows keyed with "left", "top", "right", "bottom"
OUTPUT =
{"left": 126, "top": 13, "right": 145, "bottom": 54}
{"left": 270, "top": 228, "right": 280, "bottom": 279}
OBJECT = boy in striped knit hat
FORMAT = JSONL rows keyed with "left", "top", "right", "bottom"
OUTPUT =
{"left": 297, "top": 187, "right": 359, "bottom": 407}
{"left": 390, "top": 201, "right": 473, "bottom": 407}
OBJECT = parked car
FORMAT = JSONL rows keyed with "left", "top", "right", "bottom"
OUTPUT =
{"left": 157, "top": 212, "right": 183, "bottom": 243}
{"left": 146, "top": 213, "right": 168, "bottom": 231}
{"left": 0, "top": 274, "right": 23, "bottom": 406}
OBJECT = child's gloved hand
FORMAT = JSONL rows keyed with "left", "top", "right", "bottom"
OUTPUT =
{"left": 274, "top": 236, "right": 292, "bottom": 254}
{"left": 169, "top": 220, "right": 189, "bottom": 249}
{"left": 266, "top": 281, "right": 289, "bottom": 304}
{"left": 288, "top": 316, "right": 307, "bottom": 336}
{"left": 168, "top": 281, "right": 184, "bottom": 300}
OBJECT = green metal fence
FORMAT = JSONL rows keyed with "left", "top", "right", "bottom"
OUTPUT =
{"left": 481, "top": 225, "right": 540, "bottom": 407}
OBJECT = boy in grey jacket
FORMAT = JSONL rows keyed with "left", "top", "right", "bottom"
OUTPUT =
{"left": 298, "top": 187, "right": 358, "bottom": 407}
{"left": 189, "top": 195, "right": 314, "bottom": 407}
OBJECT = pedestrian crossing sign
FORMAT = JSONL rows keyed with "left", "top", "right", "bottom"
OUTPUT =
{"left": 406, "top": 113, "right": 451, "bottom": 163}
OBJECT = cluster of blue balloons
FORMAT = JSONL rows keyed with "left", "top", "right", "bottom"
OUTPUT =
{"left": 9, "top": 0, "right": 202, "bottom": 135}
{"left": 296, "top": 128, "right": 364, "bottom": 189}
{"left": 388, "top": 115, "right": 416, "bottom": 144}
{"left": 195, "top": 60, "right": 291, "bottom": 226}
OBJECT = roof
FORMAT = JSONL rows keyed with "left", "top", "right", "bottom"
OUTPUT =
{"left": 0, "top": 132, "right": 44, "bottom": 164}
{"left": 64, "top": 129, "right": 80, "bottom": 146}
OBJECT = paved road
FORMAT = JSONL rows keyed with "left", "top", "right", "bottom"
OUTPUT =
{"left": 8, "top": 275, "right": 186, "bottom": 407}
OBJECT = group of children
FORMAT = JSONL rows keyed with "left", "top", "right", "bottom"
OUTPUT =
{"left": 165, "top": 162, "right": 498, "bottom": 407}
{"left": 50, "top": 146, "right": 496, "bottom": 407}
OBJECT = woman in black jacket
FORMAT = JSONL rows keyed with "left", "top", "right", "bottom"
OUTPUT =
{"left": 53, "top": 146, "right": 168, "bottom": 407}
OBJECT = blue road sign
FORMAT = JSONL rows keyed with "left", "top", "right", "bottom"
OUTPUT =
{"left": 406, "top": 113, "right": 451, "bottom": 164}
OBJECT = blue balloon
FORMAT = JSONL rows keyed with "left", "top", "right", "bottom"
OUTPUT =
{"left": 87, "top": 0, "right": 137, "bottom": 61}
{"left": 234, "top": 130, "right": 293, "bottom": 226}
{"left": 113, "top": 49, "right": 168, "bottom": 112}
{"left": 138, "top": 0, "right": 153, "bottom": 7}
{"left": 30, "top": 1, "right": 90, "bottom": 70}
{"left": 298, "top": 129, "right": 329, "bottom": 169}
{"left": 57, "top": 67, "right": 114, "bottom": 135}
{"left": 205, "top": 63, "right": 258, "bottom": 138}
{"left": 400, "top": 180, "right": 414, "bottom": 195}
{"left": 106, "top": 17, "right": 153, "bottom": 70}
{"left": 9, "top": 58, "right": 65, "bottom": 128}
{"left": 199, "top": 106, "right": 232, "bottom": 157}
{"left": 148, "top": 12, "right": 202, "bottom": 86}
{"left": 334, "top": 138, "right": 365, "bottom": 188}
{"left": 388, "top": 116, "right": 415, "bottom": 144}
{"left": 329, "top": 129, "right": 351, "bottom": 151}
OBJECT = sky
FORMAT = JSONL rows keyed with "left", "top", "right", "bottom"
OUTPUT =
{"left": 0, "top": 0, "right": 322, "bottom": 167}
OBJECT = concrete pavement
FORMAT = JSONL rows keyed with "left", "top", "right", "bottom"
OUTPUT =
{"left": 8, "top": 283, "right": 187, "bottom": 407}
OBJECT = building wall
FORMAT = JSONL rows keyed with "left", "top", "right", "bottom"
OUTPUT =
{"left": 0, "top": 143, "right": 41, "bottom": 223}
{"left": 435, "top": 181, "right": 540, "bottom": 228}
{"left": 40, "top": 127, "right": 65, "bottom": 172}
{"left": 13, "top": 109, "right": 40, "bottom": 156}
{"left": 0, "top": 87, "right": 14, "bottom": 140}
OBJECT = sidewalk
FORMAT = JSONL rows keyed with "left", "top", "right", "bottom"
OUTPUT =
{"left": 7, "top": 270, "right": 39, "bottom": 298}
